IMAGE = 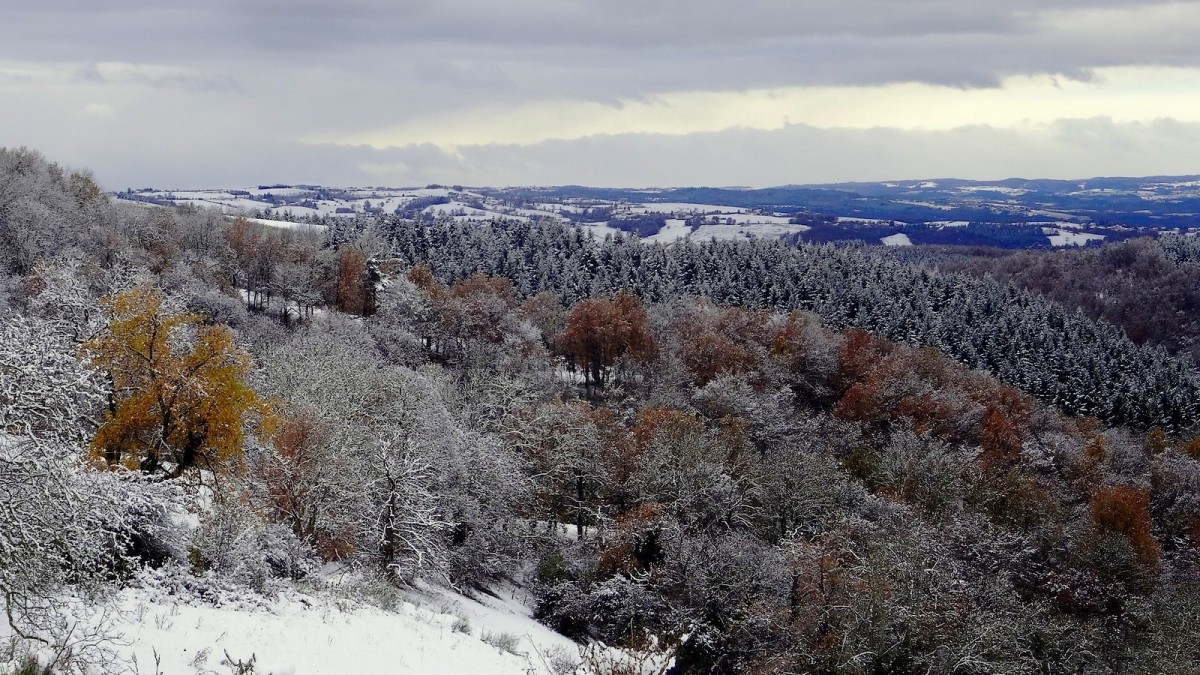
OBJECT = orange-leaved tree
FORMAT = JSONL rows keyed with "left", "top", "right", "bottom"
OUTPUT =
{"left": 557, "top": 291, "right": 654, "bottom": 391}
{"left": 84, "top": 286, "right": 270, "bottom": 477}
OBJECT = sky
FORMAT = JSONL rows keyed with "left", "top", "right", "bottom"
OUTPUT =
{"left": 3, "top": 0, "right": 1200, "bottom": 189}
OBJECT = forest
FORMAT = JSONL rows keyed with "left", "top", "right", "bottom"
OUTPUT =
{"left": 2, "top": 146, "right": 1200, "bottom": 673}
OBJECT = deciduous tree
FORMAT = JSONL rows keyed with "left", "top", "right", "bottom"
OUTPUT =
{"left": 84, "top": 286, "right": 269, "bottom": 477}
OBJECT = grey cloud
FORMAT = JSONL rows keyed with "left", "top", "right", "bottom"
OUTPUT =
{"left": 4, "top": 1, "right": 1196, "bottom": 89}
{"left": 5, "top": 0, "right": 1200, "bottom": 188}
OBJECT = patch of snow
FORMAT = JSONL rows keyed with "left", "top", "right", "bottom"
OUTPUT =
{"left": 689, "top": 224, "right": 755, "bottom": 241}
{"left": 836, "top": 216, "right": 893, "bottom": 225}
{"left": 244, "top": 217, "right": 327, "bottom": 232}
{"left": 629, "top": 202, "right": 748, "bottom": 215}
{"left": 713, "top": 213, "right": 794, "bottom": 225}
{"left": 881, "top": 233, "right": 913, "bottom": 246}
{"left": 269, "top": 205, "right": 322, "bottom": 218}
{"left": 1044, "top": 228, "right": 1105, "bottom": 247}
{"left": 896, "top": 200, "right": 952, "bottom": 211}
{"left": 736, "top": 223, "right": 811, "bottom": 237}
{"left": 643, "top": 219, "right": 693, "bottom": 244}
{"left": 18, "top": 565, "right": 609, "bottom": 675}
{"left": 579, "top": 222, "right": 624, "bottom": 240}
{"left": 247, "top": 188, "right": 312, "bottom": 197}
{"left": 954, "top": 186, "right": 1029, "bottom": 196}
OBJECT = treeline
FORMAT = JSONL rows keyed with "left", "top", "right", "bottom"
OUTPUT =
{"left": 372, "top": 217, "right": 1200, "bottom": 433}
{"left": 926, "top": 235, "right": 1200, "bottom": 365}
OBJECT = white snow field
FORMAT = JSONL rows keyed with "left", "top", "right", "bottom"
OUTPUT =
{"left": 4, "top": 565, "right": 673, "bottom": 675}
{"left": 3, "top": 570, "right": 583, "bottom": 674}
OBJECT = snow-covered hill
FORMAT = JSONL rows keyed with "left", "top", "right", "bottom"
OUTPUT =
{"left": 115, "top": 175, "right": 1200, "bottom": 248}
{"left": 113, "top": 186, "right": 813, "bottom": 243}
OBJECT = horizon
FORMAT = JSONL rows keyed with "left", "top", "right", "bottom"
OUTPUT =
{"left": 114, "top": 172, "right": 1200, "bottom": 194}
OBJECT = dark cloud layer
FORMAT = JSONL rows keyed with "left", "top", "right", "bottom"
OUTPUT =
{"left": 5, "top": 1, "right": 1198, "bottom": 92}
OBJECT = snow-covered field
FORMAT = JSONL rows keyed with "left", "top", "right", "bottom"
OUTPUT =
{"left": 6, "top": 566, "right": 672, "bottom": 675}
{"left": 642, "top": 219, "right": 692, "bottom": 243}
{"left": 628, "top": 202, "right": 747, "bottom": 214}
{"left": 881, "top": 232, "right": 913, "bottom": 246}
{"left": 1042, "top": 227, "right": 1106, "bottom": 246}
{"left": 690, "top": 222, "right": 810, "bottom": 241}
{"left": 103, "top": 574, "right": 576, "bottom": 675}
{"left": 245, "top": 217, "right": 327, "bottom": 232}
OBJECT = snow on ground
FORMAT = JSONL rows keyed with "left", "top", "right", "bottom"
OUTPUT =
{"left": 927, "top": 220, "right": 969, "bottom": 228}
{"left": 686, "top": 223, "right": 807, "bottom": 240}
{"left": 425, "top": 204, "right": 528, "bottom": 222}
{"left": 690, "top": 224, "right": 755, "bottom": 241}
{"left": 837, "top": 216, "right": 894, "bottom": 225}
{"left": 506, "top": 207, "right": 567, "bottom": 220}
{"left": 713, "top": 213, "right": 794, "bottom": 225}
{"left": 269, "top": 205, "right": 322, "bottom": 218}
{"left": 405, "top": 188, "right": 455, "bottom": 198}
{"left": 245, "top": 217, "right": 327, "bottom": 232}
{"left": 1028, "top": 220, "right": 1085, "bottom": 230}
{"left": 169, "top": 196, "right": 271, "bottom": 212}
{"left": 881, "top": 233, "right": 913, "bottom": 246}
{"left": 579, "top": 222, "right": 625, "bottom": 240}
{"left": 375, "top": 196, "right": 413, "bottom": 212}
{"left": 1043, "top": 228, "right": 1105, "bottom": 246}
{"left": 896, "top": 199, "right": 953, "bottom": 210}
{"left": 247, "top": 188, "right": 312, "bottom": 197}
{"left": 538, "top": 203, "right": 586, "bottom": 214}
{"left": 101, "top": 582, "right": 562, "bottom": 674}
{"left": 24, "top": 566, "right": 591, "bottom": 675}
{"left": 954, "top": 186, "right": 1029, "bottom": 196}
{"left": 643, "top": 219, "right": 692, "bottom": 244}
{"left": 629, "top": 202, "right": 748, "bottom": 214}
{"left": 1029, "top": 209, "right": 1085, "bottom": 221}
{"left": 738, "top": 223, "right": 811, "bottom": 237}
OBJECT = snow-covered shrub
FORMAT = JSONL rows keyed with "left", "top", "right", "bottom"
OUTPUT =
{"left": 192, "top": 499, "right": 284, "bottom": 591}
{"left": 186, "top": 287, "right": 250, "bottom": 329}
{"left": 362, "top": 432, "right": 450, "bottom": 585}
{"left": 259, "top": 522, "right": 319, "bottom": 581}
{"left": 437, "top": 431, "right": 532, "bottom": 587}
{"left": 543, "top": 644, "right": 581, "bottom": 675}
{"left": 0, "top": 314, "right": 105, "bottom": 446}
{"left": 536, "top": 576, "right": 670, "bottom": 644}
{"left": 0, "top": 437, "right": 121, "bottom": 650}
{"left": 481, "top": 630, "right": 522, "bottom": 655}
{"left": 93, "top": 471, "right": 191, "bottom": 570}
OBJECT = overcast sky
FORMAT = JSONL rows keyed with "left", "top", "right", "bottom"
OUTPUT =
{"left": 3, "top": 1, "right": 1200, "bottom": 188}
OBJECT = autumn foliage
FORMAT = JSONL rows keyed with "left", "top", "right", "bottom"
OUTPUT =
{"left": 1089, "top": 484, "right": 1161, "bottom": 569}
{"left": 557, "top": 291, "right": 655, "bottom": 389}
{"left": 84, "top": 286, "right": 270, "bottom": 477}
{"left": 833, "top": 334, "right": 1031, "bottom": 454}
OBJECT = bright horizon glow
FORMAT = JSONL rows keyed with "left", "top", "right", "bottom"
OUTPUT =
{"left": 325, "top": 66, "right": 1200, "bottom": 150}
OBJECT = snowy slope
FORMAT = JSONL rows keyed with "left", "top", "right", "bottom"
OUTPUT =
{"left": 37, "top": 568, "right": 589, "bottom": 675}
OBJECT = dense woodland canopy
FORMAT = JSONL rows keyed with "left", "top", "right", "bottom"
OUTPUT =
{"left": 3, "top": 146, "right": 1200, "bottom": 673}
{"left": 920, "top": 236, "right": 1200, "bottom": 365}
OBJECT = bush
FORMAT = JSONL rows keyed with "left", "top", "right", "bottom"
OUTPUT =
{"left": 481, "top": 631, "right": 522, "bottom": 655}
{"left": 536, "top": 576, "right": 670, "bottom": 644}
